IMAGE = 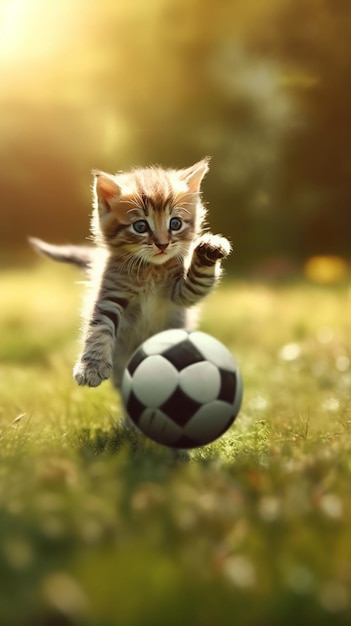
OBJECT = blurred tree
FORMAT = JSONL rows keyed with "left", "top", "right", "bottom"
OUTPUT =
{"left": 254, "top": 0, "right": 351, "bottom": 259}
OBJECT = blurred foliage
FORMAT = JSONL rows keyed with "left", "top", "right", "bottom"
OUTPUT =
{"left": 0, "top": 0, "right": 351, "bottom": 269}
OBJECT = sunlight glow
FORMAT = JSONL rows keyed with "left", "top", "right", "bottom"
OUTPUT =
{"left": 0, "top": 0, "right": 25, "bottom": 59}
{"left": 0, "top": 0, "right": 80, "bottom": 65}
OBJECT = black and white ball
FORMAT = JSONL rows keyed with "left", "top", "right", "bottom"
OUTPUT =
{"left": 121, "top": 329, "right": 243, "bottom": 449}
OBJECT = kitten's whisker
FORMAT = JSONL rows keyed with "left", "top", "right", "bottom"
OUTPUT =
{"left": 132, "top": 191, "right": 147, "bottom": 212}
{"left": 173, "top": 205, "right": 192, "bottom": 214}
{"left": 120, "top": 191, "right": 146, "bottom": 212}
{"left": 122, "top": 199, "right": 142, "bottom": 211}
{"left": 138, "top": 256, "right": 146, "bottom": 280}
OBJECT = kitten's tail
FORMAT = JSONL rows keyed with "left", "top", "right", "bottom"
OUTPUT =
{"left": 29, "top": 237, "right": 94, "bottom": 270}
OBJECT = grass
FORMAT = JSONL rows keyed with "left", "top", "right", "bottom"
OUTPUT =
{"left": 1, "top": 261, "right": 351, "bottom": 625}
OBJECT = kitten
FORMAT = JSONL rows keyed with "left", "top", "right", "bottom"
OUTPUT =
{"left": 30, "top": 159, "right": 231, "bottom": 391}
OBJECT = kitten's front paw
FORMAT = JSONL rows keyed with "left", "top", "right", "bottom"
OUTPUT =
{"left": 195, "top": 233, "right": 231, "bottom": 265}
{"left": 73, "top": 358, "right": 112, "bottom": 387}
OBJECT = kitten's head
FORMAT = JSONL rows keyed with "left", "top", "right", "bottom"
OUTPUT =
{"left": 91, "top": 159, "right": 209, "bottom": 266}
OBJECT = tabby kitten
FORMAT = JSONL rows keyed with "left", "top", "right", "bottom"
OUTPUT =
{"left": 31, "top": 159, "right": 231, "bottom": 390}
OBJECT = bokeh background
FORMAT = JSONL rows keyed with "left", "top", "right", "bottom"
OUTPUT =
{"left": 1, "top": 0, "right": 350, "bottom": 274}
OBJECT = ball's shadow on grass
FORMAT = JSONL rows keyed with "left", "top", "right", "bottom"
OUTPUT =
{"left": 76, "top": 424, "right": 141, "bottom": 457}
{"left": 75, "top": 423, "right": 192, "bottom": 466}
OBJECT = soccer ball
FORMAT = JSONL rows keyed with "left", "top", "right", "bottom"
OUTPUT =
{"left": 121, "top": 329, "right": 243, "bottom": 449}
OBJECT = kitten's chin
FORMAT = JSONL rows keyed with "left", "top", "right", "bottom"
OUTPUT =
{"left": 149, "top": 252, "right": 173, "bottom": 265}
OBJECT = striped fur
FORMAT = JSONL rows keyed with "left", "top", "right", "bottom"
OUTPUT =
{"left": 31, "top": 160, "right": 231, "bottom": 389}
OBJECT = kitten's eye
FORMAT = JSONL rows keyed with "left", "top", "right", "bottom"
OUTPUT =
{"left": 169, "top": 217, "right": 182, "bottom": 231}
{"left": 132, "top": 220, "right": 149, "bottom": 234}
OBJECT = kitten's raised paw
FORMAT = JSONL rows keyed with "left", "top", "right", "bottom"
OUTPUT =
{"left": 73, "top": 358, "right": 112, "bottom": 387}
{"left": 195, "top": 233, "right": 231, "bottom": 265}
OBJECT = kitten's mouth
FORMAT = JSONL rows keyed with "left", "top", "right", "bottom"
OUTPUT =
{"left": 153, "top": 251, "right": 169, "bottom": 261}
{"left": 150, "top": 248, "right": 173, "bottom": 264}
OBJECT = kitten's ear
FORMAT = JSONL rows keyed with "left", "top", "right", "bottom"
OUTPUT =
{"left": 93, "top": 171, "right": 122, "bottom": 215}
{"left": 179, "top": 158, "right": 210, "bottom": 193}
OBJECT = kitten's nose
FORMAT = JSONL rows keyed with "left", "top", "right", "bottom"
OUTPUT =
{"left": 155, "top": 242, "right": 169, "bottom": 251}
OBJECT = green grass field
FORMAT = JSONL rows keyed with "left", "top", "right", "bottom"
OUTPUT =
{"left": 1, "top": 262, "right": 351, "bottom": 625}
